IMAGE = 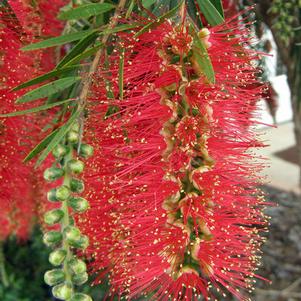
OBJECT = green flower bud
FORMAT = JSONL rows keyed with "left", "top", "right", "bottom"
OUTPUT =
{"left": 70, "top": 178, "right": 85, "bottom": 193}
{"left": 44, "top": 269, "right": 65, "bottom": 286}
{"left": 44, "top": 167, "right": 64, "bottom": 182}
{"left": 47, "top": 188, "right": 59, "bottom": 202}
{"left": 68, "top": 258, "right": 87, "bottom": 274}
{"left": 68, "top": 197, "right": 89, "bottom": 213}
{"left": 269, "top": 6, "right": 279, "bottom": 14}
{"left": 52, "top": 282, "right": 73, "bottom": 300}
{"left": 43, "top": 231, "right": 63, "bottom": 247}
{"left": 274, "top": 22, "right": 282, "bottom": 30}
{"left": 44, "top": 209, "right": 64, "bottom": 225}
{"left": 64, "top": 226, "right": 81, "bottom": 244}
{"left": 53, "top": 145, "right": 69, "bottom": 158}
{"left": 68, "top": 293, "right": 92, "bottom": 301}
{"left": 79, "top": 144, "right": 94, "bottom": 159}
{"left": 71, "top": 123, "right": 80, "bottom": 132}
{"left": 49, "top": 249, "right": 67, "bottom": 266}
{"left": 67, "top": 130, "right": 79, "bottom": 144}
{"left": 56, "top": 185, "right": 71, "bottom": 201}
{"left": 67, "top": 160, "right": 84, "bottom": 174}
{"left": 70, "top": 235, "right": 89, "bottom": 250}
{"left": 72, "top": 272, "right": 88, "bottom": 285}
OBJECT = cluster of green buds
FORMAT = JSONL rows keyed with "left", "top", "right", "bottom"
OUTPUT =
{"left": 43, "top": 123, "right": 94, "bottom": 301}
{"left": 269, "top": 0, "right": 301, "bottom": 45}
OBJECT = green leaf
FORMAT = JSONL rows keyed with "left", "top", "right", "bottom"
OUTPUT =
{"left": 24, "top": 128, "right": 60, "bottom": 162}
{"left": 209, "top": 0, "right": 224, "bottom": 18}
{"left": 142, "top": 0, "right": 157, "bottom": 8}
{"left": 15, "top": 77, "right": 81, "bottom": 104}
{"left": 0, "top": 0, "right": 9, "bottom": 8}
{"left": 12, "top": 66, "right": 80, "bottom": 91}
{"left": 126, "top": 0, "right": 135, "bottom": 18}
{"left": 58, "top": 3, "right": 115, "bottom": 20}
{"left": 152, "top": 0, "right": 171, "bottom": 16}
{"left": 21, "top": 30, "right": 95, "bottom": 51}
{"left": 196, "top": 0, "right": 224, "bottom": 26}
{"left": 62, "top": 24, "right": 141, "bottom": 67}
{"left": 64, "top": 43, "right": 103, "bottom": 67}
{"left": 187, "top": 0, "right": 203, "bottom": 28}
{"left": 35, "top": 109, "right": 82, "bottom": 167}
{"left": 0, "top": 99, "right": 73, "bottom": 117}
{"left": 119, "top": 48, "right": 125, "bottom": 100}
{"left": 134, "top": 0, "right": 183, "bottom": 37}
{"left": 169, "top": 0, "right": 179, "bottom": 9}
{"left": 56, "top": 31, "right": 99, "bottom": 68}
{"left": 191, "top": 28, "right": 215, "bottom": 83}
{"left": 104, "top": 56, "right": 115, "bottom": 99}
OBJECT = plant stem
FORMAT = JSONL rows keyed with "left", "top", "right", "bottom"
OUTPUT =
{"left": 78, "top": 0, "right": 127, "bottom": 107}
{"left": 61, "top": 147, "right": 73, "bottom": 290}
{"left": 0, "top": 242, "right": 9, "bottom": 288}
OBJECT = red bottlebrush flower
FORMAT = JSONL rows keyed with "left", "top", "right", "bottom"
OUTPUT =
{"left": 0, "top": 0, "right": 67, "bottom": 240}
{"left": 0, "top": 6, "right": 39, "bottom": 240}
{"left": 79, "top": 17, "right": 267, "bottom": 301}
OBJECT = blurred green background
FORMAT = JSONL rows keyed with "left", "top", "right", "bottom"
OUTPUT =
{"left": 0, "top": 228, "right": 108, "bottom": 301}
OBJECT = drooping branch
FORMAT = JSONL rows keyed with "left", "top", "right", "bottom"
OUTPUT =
{"left": 78, "top": 0, "right": 127, "bottom": 108}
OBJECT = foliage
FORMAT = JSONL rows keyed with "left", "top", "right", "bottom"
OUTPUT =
{"left": 0, "top": 228, "right": 53, "bottom": 301}
{"left": 0, "top": 228, "right": 112, "bottom": 301}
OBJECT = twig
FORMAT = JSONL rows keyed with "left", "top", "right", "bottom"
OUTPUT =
{"left": 76, "top": 0, "right": 127, "bottom": 150}
{"left": 78, "top": 0, "right": 127, "bottom": 107}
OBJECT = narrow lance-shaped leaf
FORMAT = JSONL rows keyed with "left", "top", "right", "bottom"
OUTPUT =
{"left": 0, "top": 0, "right": 9, "bottom": 8}
{"left": 64, "top": 43, "right": 103, "bottom": 67}
{"left": 209, "top": 0, "right": 224, "bottom": 18}
{"left": 196, "top": 0, "right": 224, "bottom": 26}
{"left": 104, "top": 56, "right": 115, "bottom": 100}
{"left": 187, "top": 0, "right": 203, "bottom": 29}
{"left": 24, "top": 128, "right": 60, "bottom": 162}
{"left": 126, "top": 0, "right": 135, "bottom": 18}
{"left": 142, "top": 0, "right": 157, "bottom": 9}
{"left": 0, "top": 99, "right": 74, "bottom": 117}
{"left": 134, "top": 0, "right": 183, "bottom": 37}
{"left": 191, "top": 27, "right": 215, "bottom": 84}
{"left": 58, "top": 3, "right": 116, "bottom": 20}
{"left": 57, "top": 25, "right": 140, "bottom": 68}
{"left": 56, "top": 31, "right": 99, "bottom": 68}
{"left": 21, "top": 30, "right": 95, "bottom": 51}
{"left": 169, "top": 0, "right": 179, "bottom": 9}
{"left": 12, "top": 66, "right": 80, "bottom": 91}
{"left": 119, "top": 48, "right": 125, "bottom": 100}
{"left": 35, "top": 109, "right": 82, "bottom": 167}
{"left": 15, "top": 77, "right": 81, "bottom": 104}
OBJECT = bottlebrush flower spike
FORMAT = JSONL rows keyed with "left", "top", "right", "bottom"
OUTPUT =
{"left": 0, "top": 5, "right": 39, "bottom": 240}
{"left": 0, "top": 0, "right": 67, "bottom": 240}
{"left": 79, "top": 16, "right": 268, "bottom": 301}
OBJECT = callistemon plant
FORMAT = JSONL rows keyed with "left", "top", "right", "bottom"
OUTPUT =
{"left": 0, "top": 0, "right": 269, "bottom": 300}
